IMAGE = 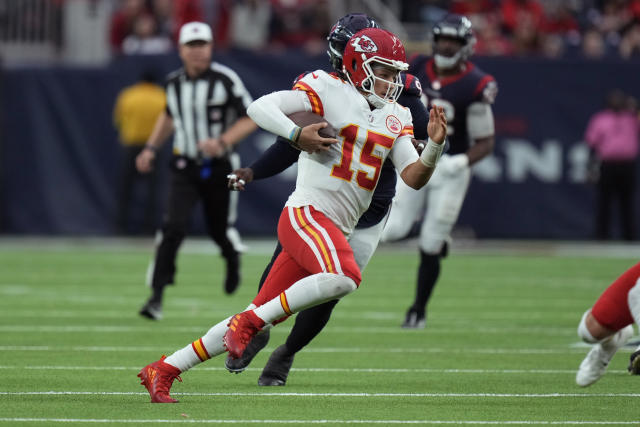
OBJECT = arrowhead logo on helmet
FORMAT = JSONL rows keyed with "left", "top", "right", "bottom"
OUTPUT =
{"left": 350, "top": 35, "right": 378, "bottom": 53}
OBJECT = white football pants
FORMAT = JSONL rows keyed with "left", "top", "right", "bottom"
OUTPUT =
{"left": 348, "top": 210, "right": 390, "bottom": 272}
{"left": 381, "top": 154, "right": 471, "bottom": 254}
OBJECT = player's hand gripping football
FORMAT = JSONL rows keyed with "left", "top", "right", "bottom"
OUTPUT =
{"left": 297, "top": 123, "right": 339, "bottom": 154}
{"left": 227, "top": 167, "right": 254, "bottom": 191}
{"left": 427, "top": 106, "right": 447, "bottom": 144}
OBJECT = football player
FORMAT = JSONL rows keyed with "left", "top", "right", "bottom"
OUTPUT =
{"left": 576, "top": 261, "right": 640, "bottom": 386}
{"left": 224, "top": 13, "right": 431, "bottom": 386}
{"left": 381, "top": 14, "right": 498, "bottom": 329}
{"left": 137, "top": 27, "right": 447, "bottom": 403}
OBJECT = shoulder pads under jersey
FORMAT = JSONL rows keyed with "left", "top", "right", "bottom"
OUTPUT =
{"left": 291, "top": 70, "right": 341, "bottom": 88}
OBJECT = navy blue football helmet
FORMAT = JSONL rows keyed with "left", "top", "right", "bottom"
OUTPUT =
{"left": 327, "top": 13, "right": 379, "bottom": 74}
{"left": 432, "top": 14, "right": 476, "bottom": 69}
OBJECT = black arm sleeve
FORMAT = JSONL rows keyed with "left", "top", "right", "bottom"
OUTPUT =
{"left": 249, "top": 136, "right": 300, "bottom": 180}
{"left": 401, "top": 95, "right": 429, "bottom": 141}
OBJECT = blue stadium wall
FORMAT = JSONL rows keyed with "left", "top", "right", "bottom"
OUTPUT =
{"left": 1, "top": 52, "right": 639, "bottom": 239}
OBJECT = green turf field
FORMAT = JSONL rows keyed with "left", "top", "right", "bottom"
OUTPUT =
{"left": 0, "top": 239, "right": 638, "bottom": 425}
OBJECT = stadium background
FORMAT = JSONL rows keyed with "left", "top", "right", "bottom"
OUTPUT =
{"left": 1, "top": 0, "right": 639, "bottom": 240}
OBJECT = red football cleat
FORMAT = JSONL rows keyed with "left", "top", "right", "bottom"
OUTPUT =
{"left": 138, "top": 355, "right": 183, "bottom": 403}
{"left": 223, "top": 310, "right": 265, "bottom": 359}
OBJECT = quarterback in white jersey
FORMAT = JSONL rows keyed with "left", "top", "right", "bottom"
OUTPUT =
{"left": 137, "top": 27, "right": 447, "bottom": 404}
{"left": 284, "top": 69, "right": 417, "bottom": 234}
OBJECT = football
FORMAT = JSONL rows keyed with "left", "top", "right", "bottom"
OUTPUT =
{"left": 287, "top": 111, "right": 336, "bottom": 139}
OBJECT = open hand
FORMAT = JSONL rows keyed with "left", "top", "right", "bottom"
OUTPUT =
{"left": 427, "top": 106, "right": 447, "bottom": 144}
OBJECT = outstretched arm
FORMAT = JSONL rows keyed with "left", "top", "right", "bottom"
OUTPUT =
{"left": 228, "top": 137, "right": 301, "bottom": 191}
{"left": 251, "top": 136, "right": 301, "bottom": 179}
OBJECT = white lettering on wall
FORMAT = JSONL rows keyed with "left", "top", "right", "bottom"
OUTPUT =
{"left": 506, "top": 139, "right": 562, "bottom": 182}
{"left": 567, "top": 144, "right": 590, "bottom": 183}
{"left": 471, "top": 139, "right": 589, "bottom": 184}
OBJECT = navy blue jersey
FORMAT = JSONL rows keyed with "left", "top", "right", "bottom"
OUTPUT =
{"left": 408, "top": 55, "right": 497, "bottom": 155}
{"left": 249, "top": 72, "right": 428, "bottom": 229}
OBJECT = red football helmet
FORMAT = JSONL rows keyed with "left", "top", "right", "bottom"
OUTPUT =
{"left": 342, "top": 28, "right": 408, "bottom": 108}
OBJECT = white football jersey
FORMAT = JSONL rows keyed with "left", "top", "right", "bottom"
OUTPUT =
{"left": 286, "top": 70, "right": 418, "bottom": 234}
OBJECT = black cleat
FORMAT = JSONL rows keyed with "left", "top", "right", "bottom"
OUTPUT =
{"left": 224, "top": 253, "right": 241, "bottom": 295}
{"left": 258, "top": 344, "right": 295, "bottom": 386}
{"left": 139, "top": 300, "right": 163, "bottom": 320}
{"left": 401, "top": 308, "right": 425, "bottom": 329}
{"left": 225, "top": 329, "right": 271, "bottom": 374}
{"left": 628, "top": 349, "right": 640, "bottom": 375}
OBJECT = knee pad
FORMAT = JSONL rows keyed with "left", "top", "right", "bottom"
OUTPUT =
{"left": 279, "top": 273, "right": 358, "bottom": 318}
{"left": 317, "top": 274, "right": 357, "bottom": 300}
{"left": 577, "top": 309, "right": 598, "bottom": 343}
{"left": 381, "top": 218, "right": 413, "bottom": 242}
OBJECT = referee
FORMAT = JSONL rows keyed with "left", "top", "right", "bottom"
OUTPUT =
{"left": 136, "top": 22, "right": 257, "bottom": 320}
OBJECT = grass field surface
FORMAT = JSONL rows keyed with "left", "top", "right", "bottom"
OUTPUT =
{"left": 0, "top": 238, "right": 639, "bottom": 425}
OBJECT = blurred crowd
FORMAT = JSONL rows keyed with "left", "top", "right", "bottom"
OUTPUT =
{"left": 408, "top": 0, "right": 640, "bottom": 59}
{"left": 110, "top": 0, "right": 331, "bottom": 55}
{"left": 110, "top": 0, "right": 640, "bottom": 59}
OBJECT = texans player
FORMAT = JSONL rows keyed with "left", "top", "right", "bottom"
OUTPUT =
{"left": 137, "top": 27, "right": 447, "bottom": 403}
{"left": 382, "top": 14, "right": 498, "bottom": 329}
{"left": 225, "top": 13, "right": 431, "bottom": 386}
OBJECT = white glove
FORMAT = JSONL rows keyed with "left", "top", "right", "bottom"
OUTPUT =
{"left": 226, "top": 174, "right": 246, "bottom": 191}
{"left": 439, "top": 154, "right": 469, "bottom": 175}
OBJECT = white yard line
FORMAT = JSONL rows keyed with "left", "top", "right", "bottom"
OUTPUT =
{"left": 0, "top": 345, "right": 601, "bottom": 354}
{"left": 0, "top": 309, "right": 582, "bottom": 321}
{"left": 0, "top": 325, "right": 580, "bottom": 336}
{"left": 1, "top": 391, "right": 640, "bottom": 398}
{"left": 0, "top": 365, "right": 608, "bottom": 374}
{"left": 0, "top": 418, "right": 639, "bottom": 425}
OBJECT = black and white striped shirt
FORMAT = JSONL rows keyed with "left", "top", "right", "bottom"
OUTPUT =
{"left": 165, "top": 62, "right": 253, "bottom": 159}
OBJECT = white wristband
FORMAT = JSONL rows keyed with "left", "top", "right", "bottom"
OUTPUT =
{"left": 419, "top": 139, "right": 444, "bottom": 168}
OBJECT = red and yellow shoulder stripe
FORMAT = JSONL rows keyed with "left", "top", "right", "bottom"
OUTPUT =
{"left": 293, "top": 81, "right": 324, "bottom": 116}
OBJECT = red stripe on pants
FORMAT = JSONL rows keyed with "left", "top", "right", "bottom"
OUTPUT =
{"left": 252, "top": 206, "right": 361, "bottom": 308}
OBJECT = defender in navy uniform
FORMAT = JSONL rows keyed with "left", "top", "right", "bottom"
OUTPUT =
{"left": 382, "top": 14, "right": 498, "bottom": 328}
{"left": 224, "top": 13, "right": 430, "bottom": 385}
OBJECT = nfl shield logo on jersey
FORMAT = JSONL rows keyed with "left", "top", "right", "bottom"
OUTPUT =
{"left": 386, "top": 115, "right": 401, "bottom": 134}
{"left": 351, "top": 35, "right": 378, "bottom": 53}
